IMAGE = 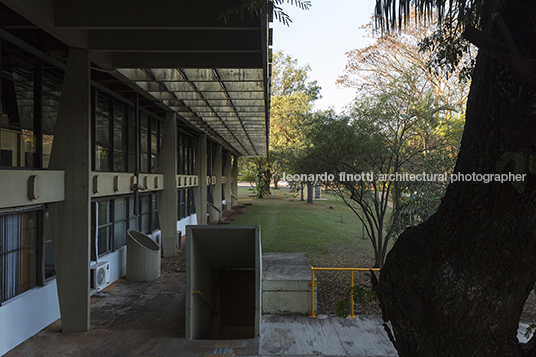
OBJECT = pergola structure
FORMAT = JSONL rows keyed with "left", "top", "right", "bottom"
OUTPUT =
{"left": 0, "top": 0, "right": 272, "bottom": 350}
{"left": 1, "top": 0, "right": 271, "bottom": 157}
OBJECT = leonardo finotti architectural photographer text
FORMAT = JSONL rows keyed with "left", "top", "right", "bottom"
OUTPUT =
{"left": 282, "top": 171, "right": 527, "bottom": 184}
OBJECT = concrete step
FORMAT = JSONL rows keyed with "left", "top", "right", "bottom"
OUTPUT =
{"left": 262, "top": 253, "right": 315, "bottom": 315}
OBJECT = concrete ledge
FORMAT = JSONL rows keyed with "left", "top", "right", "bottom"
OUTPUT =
{"left": 262, "top": 253, "right": 311, "bottom": 282}
{"left": 262, "top": 253, "right": 315, "bottom": 315}
{"left": 91, "top": 172, "right": 164, "bottom": 197}
{"left": 0, "top": 169, "right": 64, "bottom": 208}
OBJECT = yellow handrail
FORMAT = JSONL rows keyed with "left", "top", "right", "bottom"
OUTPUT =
{"left": 309, "top": 267, "right": 380, "bottom": 318}
{"left": 192, "top": 290, "right": 218, "bottom": 315}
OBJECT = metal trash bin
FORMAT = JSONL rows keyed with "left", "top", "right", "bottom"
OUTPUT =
{"left": 126, "top": 229, "right": 161, "bottom": 281}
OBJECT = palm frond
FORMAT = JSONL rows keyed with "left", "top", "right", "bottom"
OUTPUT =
{"left": 375, "top": 0, "right": 483, "bottom": 33}
{"left": 219, "top": 0, "right": 311, "bottom": 26}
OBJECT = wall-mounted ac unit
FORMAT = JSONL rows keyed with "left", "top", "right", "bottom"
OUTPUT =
{"left": 90, "top": 261, "right": 110, "bottom": 290}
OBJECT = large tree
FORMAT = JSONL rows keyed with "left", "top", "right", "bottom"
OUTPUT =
{"left": 270, "top": 50, "right": 320, "bottom": 179}
{"left": 337, "top": 13, "right": 471, "bottom": 114}
{"left": 338, "top": 14, "right": 467, "bottom": 217}
{"left": 374, "top": 1, "right": 536, "bottom": 356}
{"left": 303, "top": 66, "right": 453, "bottom": 267}
{"left": 239, "top": 50, "right": 320, "bottom": 196}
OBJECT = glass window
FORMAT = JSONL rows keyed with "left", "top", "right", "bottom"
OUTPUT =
{"left": 151, "top": 193, "right": 159, "bottom": 232}
{"left": 150, "top": 118, "right": 158, "bottom": 173}
{"left": 0, "top": 43, "right": 63, "bottom": 169}
{"left": 113, "top": 101, "right": 127, "bottom": 172}
{"left": 178, "top": 189, "right": 186, "bottom": 220}
{"left": 178, "top": 132, "right": 194, "bottom": 175}
{"left": 188, "top": 188, "right": 196, "bottom": 215}
{"left": 178, "top": 133, "right": 184, "bottom": 174}
{"left": 91, "top": 194, "right": 148, "bottom": 253}
{"left": 0, "top": 210, "right": 40, "bottom": 303}
{"left": 96, "top": 200, "right": 112, "bottom": 256}
{"left": 0, "top": 129, "right": 21, "bottom": 166}
{"left": 114, "top": 198, "right": 127, "bottom": 250}
{"left": 20, "top": 211, "right": 37, "bottom": 294}
{"left": 128, "top": 196, "right": 139, "bottom": 231}
{"left": 94, "top": 93, "right": 112, "bottom": 171}
{"left": 140, "top": 195, "right": 150, "bottom": 233}
{"left": 0, "top": 55, "right": 34, "bottom": 168}
{"left": 42, "top": 69, "right": 62, "bottom": 136}
{"left": 43, "top": 211, "right": 55, "bottom": 280}
{"left": 191, "top": 146, "right": 196, "bottom": 174}
{"left": 42, "top": 69, "right": 63, "bottom": 168}
{"left": 42, "top": 134, "right": 53, "bottom": 169}
{"left": 140, "top": 113, "right": 149, "bottom": 173}
{"left": 127, "top": 108, "right": 136, "bottom": 173}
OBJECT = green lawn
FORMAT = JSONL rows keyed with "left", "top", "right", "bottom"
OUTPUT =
{"left": 232, "top": 185, "right": 391, "bottom": 314}
{"left": 232, "top": 186, "right": 378, "bottom": 268}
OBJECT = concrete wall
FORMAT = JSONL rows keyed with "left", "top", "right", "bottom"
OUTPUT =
{"left": 186, "top": 235, "right": 214, "bottom": 339}
{"left": 0, "top": 281, "right": 60, "bottom": 356}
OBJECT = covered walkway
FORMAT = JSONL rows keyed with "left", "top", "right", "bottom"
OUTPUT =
{"left": 4, "top": 251, "right": 398, "bottom": 357}
{"left": 4, "top": 249, "right": 533, "bottom": 356}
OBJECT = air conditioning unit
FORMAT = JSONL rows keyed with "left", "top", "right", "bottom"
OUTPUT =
{"left": 90, "top": 261, "right": 110, "bottom": 290}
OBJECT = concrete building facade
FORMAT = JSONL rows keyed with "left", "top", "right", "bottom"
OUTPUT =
{"left": 0, "top": 0, "right": 271, "bottom": 354}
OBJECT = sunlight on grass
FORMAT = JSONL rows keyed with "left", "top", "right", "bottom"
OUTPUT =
{"left": 232, "top": 187, "right": 383, "bottom": 268}
{"left": 232, "top": 186, "right": 392, "bottom": 314}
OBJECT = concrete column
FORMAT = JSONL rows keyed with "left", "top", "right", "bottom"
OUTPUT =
{"left": 223, "top": 151, "right": 232, "bottom": 210}
{"left": 194, "top": 135, "right": 207, "bottom": 225}
{"left": 213, "top": 144, "right": 222, "bottom": 210}
{"left": 231, "top": 155, "right": 239, "bottom": 207}
{"left": 47, "top": 48, "right": 91, "bottom": 333}
{"left": 206, "top": 144, "right": 222, "bottom": 224}
{"left": 156, "top": 112, "right": 177, "bottom": 257}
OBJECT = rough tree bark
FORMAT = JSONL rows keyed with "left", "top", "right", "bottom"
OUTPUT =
{"left": 307, "top": 183, "right": 313, "bottom": 204}
{"left": 376, "top": 2, "right": 536, "bottom": 356}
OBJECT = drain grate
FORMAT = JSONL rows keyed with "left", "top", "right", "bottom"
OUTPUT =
{"left": 199, "top": 340, "right": 244, "bottom": 348}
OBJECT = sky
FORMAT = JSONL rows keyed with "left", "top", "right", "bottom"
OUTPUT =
{"left": 271, "top": 0, "right": 378, "bottom": 113}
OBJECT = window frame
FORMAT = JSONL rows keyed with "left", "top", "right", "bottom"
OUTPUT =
{"left": 91, "top": 193, "right": 159, "bottom": 259}
{"left": 0, "top": 206, "right": 53, "bottom": 305}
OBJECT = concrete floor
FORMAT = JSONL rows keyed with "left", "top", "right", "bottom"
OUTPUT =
{"left": 4, "top": 250, "right": 401, "bottom": 357}
{"left": 260, "top": 314, "right": 398, "bottom": 357}
{"left": 5, "top": 248, "right": 534, "bottom": 357}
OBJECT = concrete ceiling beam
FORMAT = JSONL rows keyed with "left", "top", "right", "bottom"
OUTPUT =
{"left": 55, "top": 0, "right": 260, "bottom": 29}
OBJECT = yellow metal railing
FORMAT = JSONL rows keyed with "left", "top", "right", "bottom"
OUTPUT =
{"left": 309, "top": 267, "right": 380, "bottom": 318}
{"left": 192, "top": 290, "right": 219, "bottom": 315}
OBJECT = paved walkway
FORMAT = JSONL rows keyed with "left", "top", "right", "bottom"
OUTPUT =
{"left": 3, "top": 250, "right": 530, "bottom": 357}
{"left": 260, "top": 314, "right": 397, "bottom": 357}
{"left": 3, "top": 250, "right": 398, "bottom": 357}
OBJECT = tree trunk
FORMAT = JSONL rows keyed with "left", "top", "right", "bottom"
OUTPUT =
{"left": 307, "top": 183, "right": 314, "bottom": 203}
{"left": 377, "top": 3, "right": 536, "bottom": 356}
